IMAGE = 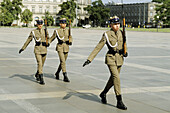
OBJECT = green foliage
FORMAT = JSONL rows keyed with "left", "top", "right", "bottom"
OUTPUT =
{"left": 42, "top": 11, "right": 54, "bottom": 26}
{"left": 11, "top": 0, "right": 23, "bottom": 20}
{"left": 0, "top": 8, "right": 14, "bottom": 26}
{"left": 58, "top": 0, "right": 79, "bottom": 24}
{"left": 84, "top": 0, "right": 110, "bottom": 27}
{"left": 0, "top": 0, "right": 23, "bottom": 26}
{"left": 152, "top": 0, "right": 164, "bottom": 3}
{"left": 21, "top": 9, "right": 33, "bottom": 26}
{"left": 153, "top": 0, "right": 170, "bottom": 25}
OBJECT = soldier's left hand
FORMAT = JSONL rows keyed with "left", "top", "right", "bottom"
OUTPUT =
{"left": 46, "top": 43, "right": 50, "bottom": 47}
{"left": 69, "top": 42, "right": 72, "bottom": 45}
{"left": 123, "top": 52, "right": 128, "bottom": 57}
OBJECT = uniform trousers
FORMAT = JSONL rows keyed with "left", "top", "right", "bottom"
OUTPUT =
{"left": 57, "top": 51, "right": 68, "bottom": 73}
{"left": 35, "top": 54, "right": 46, "bottom": 74}
{"left": 103, "top": 65, "right": 121, "bottom": 96}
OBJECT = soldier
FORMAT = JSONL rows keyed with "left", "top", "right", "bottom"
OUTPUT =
{"left": 83, "top": 16, "right": 128, "bottom": 110}
{"left": 49, "top": 18, "right": 73, "bottom": 82}
{"left": 19, "top": 20, "right": 49, "bottom": 85}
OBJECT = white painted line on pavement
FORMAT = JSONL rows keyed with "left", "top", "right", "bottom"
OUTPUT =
{"left": 0, "top": 86, "right": 170, "bottom": 101}
{"left": 127, "top": 56, "right": 170, "bottom": 58}
{"left": 0, "top": 89, "right": 44, "bottom": 113}
{"left": 124, "top": 62, "right": 170, "bottom": 74}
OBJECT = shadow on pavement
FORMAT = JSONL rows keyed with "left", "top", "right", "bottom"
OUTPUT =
{"left": 9, "top": 74, "right": 37, "bottom": 83}
{"left": 9, "top": 73, "right": 55, "bottom": 83}
{"left": 63, "top": 92, "right": 116, "bottom": 108}
{"left": 44, "top": 73, "right": 55, "bottom": 79}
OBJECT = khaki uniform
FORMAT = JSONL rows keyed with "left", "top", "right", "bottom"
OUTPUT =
{"left": 49, "top": 28, "right": 73, "bottom": 73}
{"left": 21, "top": 28, "right": 49, "bottom": 74}
{"left": 87, "top": 29, "right": 125, "bottom": 96}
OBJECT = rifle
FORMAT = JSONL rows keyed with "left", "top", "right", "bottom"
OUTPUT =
{"left": 68, "top": 19, "right": 71, "bottom": 43}
{"left": 44, "top": 10, "right": 48, "bottom": 46}
{"left": 122, "top": 0, "right": 128, "bottom": 57}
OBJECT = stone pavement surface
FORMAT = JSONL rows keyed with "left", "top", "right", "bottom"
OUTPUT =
{"left": 0, "top": 27, "right": 170, "bottom": 113}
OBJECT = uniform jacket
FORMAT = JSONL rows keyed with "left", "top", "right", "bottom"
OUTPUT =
{"left": 88, "top": 29, "right": 126, "bottom": 66}
{"left": 21, "top": 28, "right": 49, "bottom": 54}
{"left": 49, "top": 28, "right": 73, "bottom": 52}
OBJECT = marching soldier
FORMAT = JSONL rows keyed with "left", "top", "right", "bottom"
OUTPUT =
{"left": 19, "top": 20, "right": 49, "bottom": 85}
{"left": 49, "top": 18, "right": 73, "bottom": 82}
{"left": 83, "top": 16, "right": 128, "bottom": 110}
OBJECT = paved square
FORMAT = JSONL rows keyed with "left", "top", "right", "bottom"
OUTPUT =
{"left": 0, "top": 27, "right": 170, "bottom": 113}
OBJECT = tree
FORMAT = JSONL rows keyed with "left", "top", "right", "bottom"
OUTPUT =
{"left": 0, "top": 8, "right": 14, "bottom": 26}
{"left": 57, "top": 0, "right": 78, "bottom": 24}
{"left": 152, "top": 0, "right": 164, "bottom": 3}
{"left": 0, "top": 0, "right": 23, "bottom": 26}
{"left": 21, "top": 9, "right": 33, "bottom": 27}
{"left": 11, "top": 0, "right": 23, "bottom": 20}
{"left": 42, "top": 11, "right": 54, "bottom": 26}
{"left": 0, "top": 0, "right": 14, "bottom": 25}
{"left": 84, "top": 0, "right": 110, "bottom": 27}
{"left": 152, "top": 0, "right": 170, "bottom": 25}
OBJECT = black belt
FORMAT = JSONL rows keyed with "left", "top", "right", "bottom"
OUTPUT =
{"left": 108, "top": 49, "right": 123, "bottom": 55}
{"left": 35, "top": 42, "right": 48, "bottom": 47}
{"left": 58, "top": 40, "right": 69, "bottom": 45}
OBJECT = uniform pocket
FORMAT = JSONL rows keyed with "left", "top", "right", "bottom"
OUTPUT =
{"left": 105, "top": 54, "right": 116, "bottom": 65}
{"left": 109, "top": 38, "right": 117, "bottom": 47}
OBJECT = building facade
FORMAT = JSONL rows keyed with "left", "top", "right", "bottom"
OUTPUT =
{"left": 20, "top": 0, "right": 91, "bottom": 26}
{"left": 106, "top": 2, "right": 158, "bottom": 27}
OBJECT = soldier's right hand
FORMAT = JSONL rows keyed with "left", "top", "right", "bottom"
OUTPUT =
{"left": 19, "top": 49, "right": 24, "bottom": 54}
{"left": 83, "top": 60, "right": 91, "bottom": 67}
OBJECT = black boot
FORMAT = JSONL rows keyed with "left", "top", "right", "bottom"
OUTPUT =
{"left": 55, "top": 71, "right": 59, "bottom": 80}
{"left": 99, "top": 92, "right": 107, "bottom": 104}
{"left": 55, "top": 65, "right": 61, "bottom": 80}
{"left": 35, "top": 71, "right": 40, "bottom": 81}
{"left": 63, "top": 72, "right": 70, "bottom": 82}
{"left": 116, "top": 95, "right": 127, "bottom": 110}
{"left": 39, "top": 74, "right": 45, "bottom": 85}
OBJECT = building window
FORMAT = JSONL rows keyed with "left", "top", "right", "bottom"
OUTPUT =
{"left": 46, "top": 7, "right": 50, "bottom": 12}
{"left": 150, "top": 12, "right": 153, "bottom": 16}
{"left": 53, "top": 7, "right": 57, "bottom": 13}
{"left": 78, "top": 0, "right": 80, "bottom": 3}
{"left": 150, "top": 5, "right": 154, "bottom": 10}
{"left": 85, "top": 0, "right": 88, "bottom": 5}
{"left": 39, "top": 7, "right": 42, "bottom": 13}
{"left": 78, "top": 9, "right": 81, "bottom": 14}
{"left": 32, "top": 6, "right": 35, "bottom": 13}
{"left": 24, "top": 5, "right": 27, "bottom": 9}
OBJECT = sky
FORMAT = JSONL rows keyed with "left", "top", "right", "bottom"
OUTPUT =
{"left": 94, "top": 0, "right": 152, "bottom": 4}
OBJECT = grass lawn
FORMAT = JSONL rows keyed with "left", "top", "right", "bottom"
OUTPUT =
{"left": 85, "top": 27, "right": 170, "bottom": 33}
{"left": 1, "top": 26, "right": 170, "bottom": 33}
{"left": 125, "top": 28, "right": 170, "bottom": 33}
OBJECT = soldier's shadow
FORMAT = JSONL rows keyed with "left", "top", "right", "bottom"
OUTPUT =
{"left": 43, "top": 73, "right": 55, "bottom": 79}
{"left": 9, "top": 74, "right": 37, "bottom": 83}
{"left": 9, "top": 73, "right": 56, "bottom": 83}
{"left": 63, "top": 92, "right": 116, "bottom": 108}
